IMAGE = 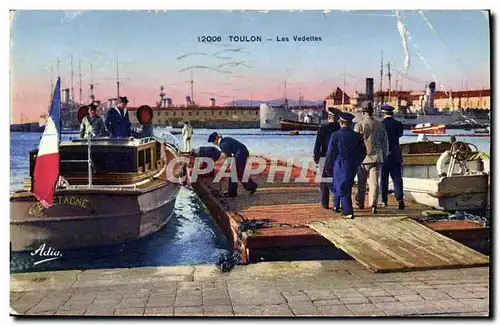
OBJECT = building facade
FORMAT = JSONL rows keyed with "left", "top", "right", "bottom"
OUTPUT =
{"left": 127, "top": 106, "right": 260, "bottom": 128}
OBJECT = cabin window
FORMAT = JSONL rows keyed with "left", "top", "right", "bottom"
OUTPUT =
{"left": 165, "top": 111, "right": 168, "bottom": 116}
{"left": 189, "top": 111, "right": 192, "bottom": 116}
{"left": 212, "top": 111, "right": 214, "bottom": 116}
{"left": 219, "top": 111, "right": 222, "bottom": 116}
{"left": 157, "top": 112, "right": 160, "bottom": 117}
{"left": 145, "top": 148, "right": 152, "bottom": 170}
{"left": 256, "top": 111, "right": 258, "bottom": 115}
{"left": 226, "top": 111, "right": 229, "bottom": 116}
{"left": 155, "top": 142, "right": 161, "bottom": 161}
{"left": 204, "top": 111, "right": 207, "bottom": 116}
{"left": 181, "top": 111, "right": 184, "bottom": 116}
{"left": 165, "top": 119, "right": 168, "bottom": 125}
{"left": 138, "top": 150, "right": 145, "bottom": 167}
{"left": 173, "top": 112, "right": 176, "bottom": 117}
{"left": 59, "top": 148, "right": 136, "bottom": 174}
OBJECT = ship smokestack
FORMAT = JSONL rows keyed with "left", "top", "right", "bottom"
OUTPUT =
{"left": 63, "top": 88, "right": 70, "bottom": 105}
{"left": 166, "top": 98, "right": 172, "bottom": 107}
{"left": 185, "top": 96, "right": 191, "bottom": 107}
{"left": 365, "top": 78, "right": 374, "bottom": 103}
{"left": 426, "top": 82, "right": 436, "bottom": 110}
{"left": 210, "top": 98, "right": 216, "bottom": 107}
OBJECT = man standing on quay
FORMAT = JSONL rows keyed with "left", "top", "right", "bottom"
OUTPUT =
{"left": 354, "top": 101, "right": 389, "bottom": 214}
{"left": 325, "top": 112, "right": 366, "bottom": 219}
{"left": 313, "top": 107, "right": 341, "bottom": 209}
{"left": 379, "top": 105, "right": 405, "bottom": 210}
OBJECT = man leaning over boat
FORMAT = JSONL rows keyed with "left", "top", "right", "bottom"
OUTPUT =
{"left": 79, "top": 102, "right": 107, "bottom": 138}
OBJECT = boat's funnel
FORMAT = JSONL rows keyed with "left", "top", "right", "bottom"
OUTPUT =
{"left": 365, "top": 78, "right": 374, "bottom": 103}
{"left": 77, "top": 105, "right": 89, "bottom": 123}
{"left": 426, "top": 82, "right": 436, "bottom": 110}
{"left": 137, "top": 105, "right": 153, "bottom": 125}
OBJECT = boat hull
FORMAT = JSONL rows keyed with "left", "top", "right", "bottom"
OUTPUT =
{"left": 280, "top": 119, "right": 320, "bottom": 131}
{"left": 10, "top": 181, "right": 180, "bottom": 252}
{"left": 400, "top": 174, "right": 489, "bottom": 212}
{"left": 411, "top": 124, "right": 446, "bottom": 134}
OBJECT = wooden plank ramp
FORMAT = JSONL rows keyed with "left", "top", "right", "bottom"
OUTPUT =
{"left": 190, "top": 155, "right": 489, "bottom": 267}
{"left": 309, "top": 216, "right": 489, "bottom": 273}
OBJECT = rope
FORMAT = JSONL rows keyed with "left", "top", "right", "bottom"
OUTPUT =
{"left": 215, "top": 218, "right": 308, "bottom": 272}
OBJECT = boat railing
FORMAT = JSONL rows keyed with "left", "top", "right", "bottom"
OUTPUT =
{"left": 60, "top": 132, "right": 95, "bottom": 187}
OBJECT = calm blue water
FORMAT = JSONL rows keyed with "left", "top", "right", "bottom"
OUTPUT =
{"left": 9, "top": 129, "right": 490, "bottom": 273}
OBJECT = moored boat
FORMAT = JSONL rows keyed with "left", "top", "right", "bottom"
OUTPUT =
{"left": 280, "top": 118, "right": 320, "bottom": 131}
{"left": 393, "top": 140, "right": 490, "bottom": 212}
{"left": 411, "top": 123, "right": 446, "bottom": 134}
{"left": 10, "top": 105, "right": 186, "bottom": 252}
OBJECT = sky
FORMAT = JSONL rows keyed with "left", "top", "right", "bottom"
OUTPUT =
{"left": 10, "top": 10, "right": 490, "bottom": 123}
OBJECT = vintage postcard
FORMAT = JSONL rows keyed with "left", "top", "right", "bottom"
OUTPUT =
{"left": 10, "top": 9, "right": 490, "bottom": 317}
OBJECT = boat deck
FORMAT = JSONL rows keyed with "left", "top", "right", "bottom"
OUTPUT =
{"left": 192, "top": 156, "right": 489, "bottom": 271}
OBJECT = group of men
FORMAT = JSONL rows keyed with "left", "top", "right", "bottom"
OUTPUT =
{"left": 314, "top": 101, "right": 405, "bottom": 219}
{"left": 80, "top": 96, "right": 146, "bottom": 139}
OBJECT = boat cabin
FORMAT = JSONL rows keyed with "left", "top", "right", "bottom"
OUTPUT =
{"left": 28, "top": 137, "right": 177, "bottom": 187}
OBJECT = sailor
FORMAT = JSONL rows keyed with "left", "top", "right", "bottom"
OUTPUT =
{"left": 105, "top": 96, "right": 132, "bottom": 138}
{"left": 313, "top": 107, "right": 341, "bottom": 209}
{"left": 354, "top": 101, "right": 389, "bottom": 214}
{"left": 325, "top": 112, "right": 366, "bottom": 218}
{"left": 190, "top": 146, "right": 222, "bottom": 177}
{"left": 182, "top": 121, "right": 194, "bottom": 152}
{"left": 379, "top": 105, "right": 405, "bottom": 209}
{"left": 208, "top": 132, "right": 257, "bottom": 197}
{"left": 79, "top": 102, "right": 107, "bottom": 138}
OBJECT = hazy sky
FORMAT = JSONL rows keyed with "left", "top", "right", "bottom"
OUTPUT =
{"left": 10, "top": 10, "right": 490, "bottom": 122}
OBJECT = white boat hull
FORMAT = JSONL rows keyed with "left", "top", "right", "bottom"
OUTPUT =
{"left": 400, "top": 174, "right": 489, "bottom": 211}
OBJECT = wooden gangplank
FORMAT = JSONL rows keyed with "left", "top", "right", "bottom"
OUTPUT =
{"left": 309, "top": 216, "right": 490, "bottom": 272}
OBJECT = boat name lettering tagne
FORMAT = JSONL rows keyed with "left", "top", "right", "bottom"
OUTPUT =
{"left": 28, "top": 196, "right": 92, "bottom": 217}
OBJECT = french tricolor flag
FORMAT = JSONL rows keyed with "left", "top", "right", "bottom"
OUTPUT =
{"left": 33, "top": 77, "right": 61, "bottom": 208}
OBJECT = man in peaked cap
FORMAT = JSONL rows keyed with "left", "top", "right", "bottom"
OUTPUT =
{"left": 105, "top": 96, "right": 132, "bottom": 138}
{"left": 79, "top": 102, "right": 107, "bottom": 138}
{"left": 313, "top": 107, "right": 341, "bottom": 209}
{"left": 208, "top": 132, "right": 258, "bottom": 197}
{"left": 325, "top": 112, "right": 366, "bottom": 218}
{"left": 354, "top": 100, "right": 389, "bottom": 214}
{"left": 379, "top": 105, "right": 405, "bottom": 210}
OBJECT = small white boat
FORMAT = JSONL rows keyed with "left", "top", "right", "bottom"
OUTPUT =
{"left": 402, "top": 173, "right": 489, "bottom": 212}
{"left": 391, "top": 141, "right": 490, "bottom": 212}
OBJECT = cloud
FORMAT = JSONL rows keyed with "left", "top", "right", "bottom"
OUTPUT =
{"left": 61, "top": 11, "right": 84, "bottom": 24}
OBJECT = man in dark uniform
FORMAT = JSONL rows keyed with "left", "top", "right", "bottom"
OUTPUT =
{"left": 325, "top": 112, "right": 366, "bottom": 219}
{"left": 379, "top": 105, "right": 405, "bottom": 210}
{"left": 208, "top": 132, "right": 258, "bottom": 197}
{"left": 105, "top": 96, "right": 132, "bottom": 138}
{"left": 313, "top": 107, "right": 341, "bottom": 209}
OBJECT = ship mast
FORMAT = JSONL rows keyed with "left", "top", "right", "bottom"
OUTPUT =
{"left": 70, "top": 53, "right": 74, "bottom": 104}
{"left": 78, "top": 59, "right": 83, "bottom": 104}
{"left": 342, "top": 72, "right": 346, "bottom": 110}
{"left": 116, "top": 58, "right": 120, "bottom": 98}
{"left": 284, "top": 81, "right": 288, "bottom": 107}
{"left": 89, "top": 63, "right": 95, "bottom": 103}
{"left": 50, "top": 64, "right": 54, "bottom": 93}
{"left": 379, "top": 50, "right": 384, "bottom": 103}
{"left": 190, "top": 71, "right": 194, "bottom": 105}
{"left": 387, "top": 61, "right": 392, "bottom": 103}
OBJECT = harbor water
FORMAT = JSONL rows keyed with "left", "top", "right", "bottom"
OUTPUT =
{"left": 10, "top": 129, "right": 490, "bottom": 273}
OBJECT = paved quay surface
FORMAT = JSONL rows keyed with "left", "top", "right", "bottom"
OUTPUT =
{"left": 10, "top": 261, "right": 490, "bottom": 317}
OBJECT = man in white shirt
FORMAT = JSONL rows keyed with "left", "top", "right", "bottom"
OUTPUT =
{"left": 182, "top": 121, "right": 193, "bottom": 152}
